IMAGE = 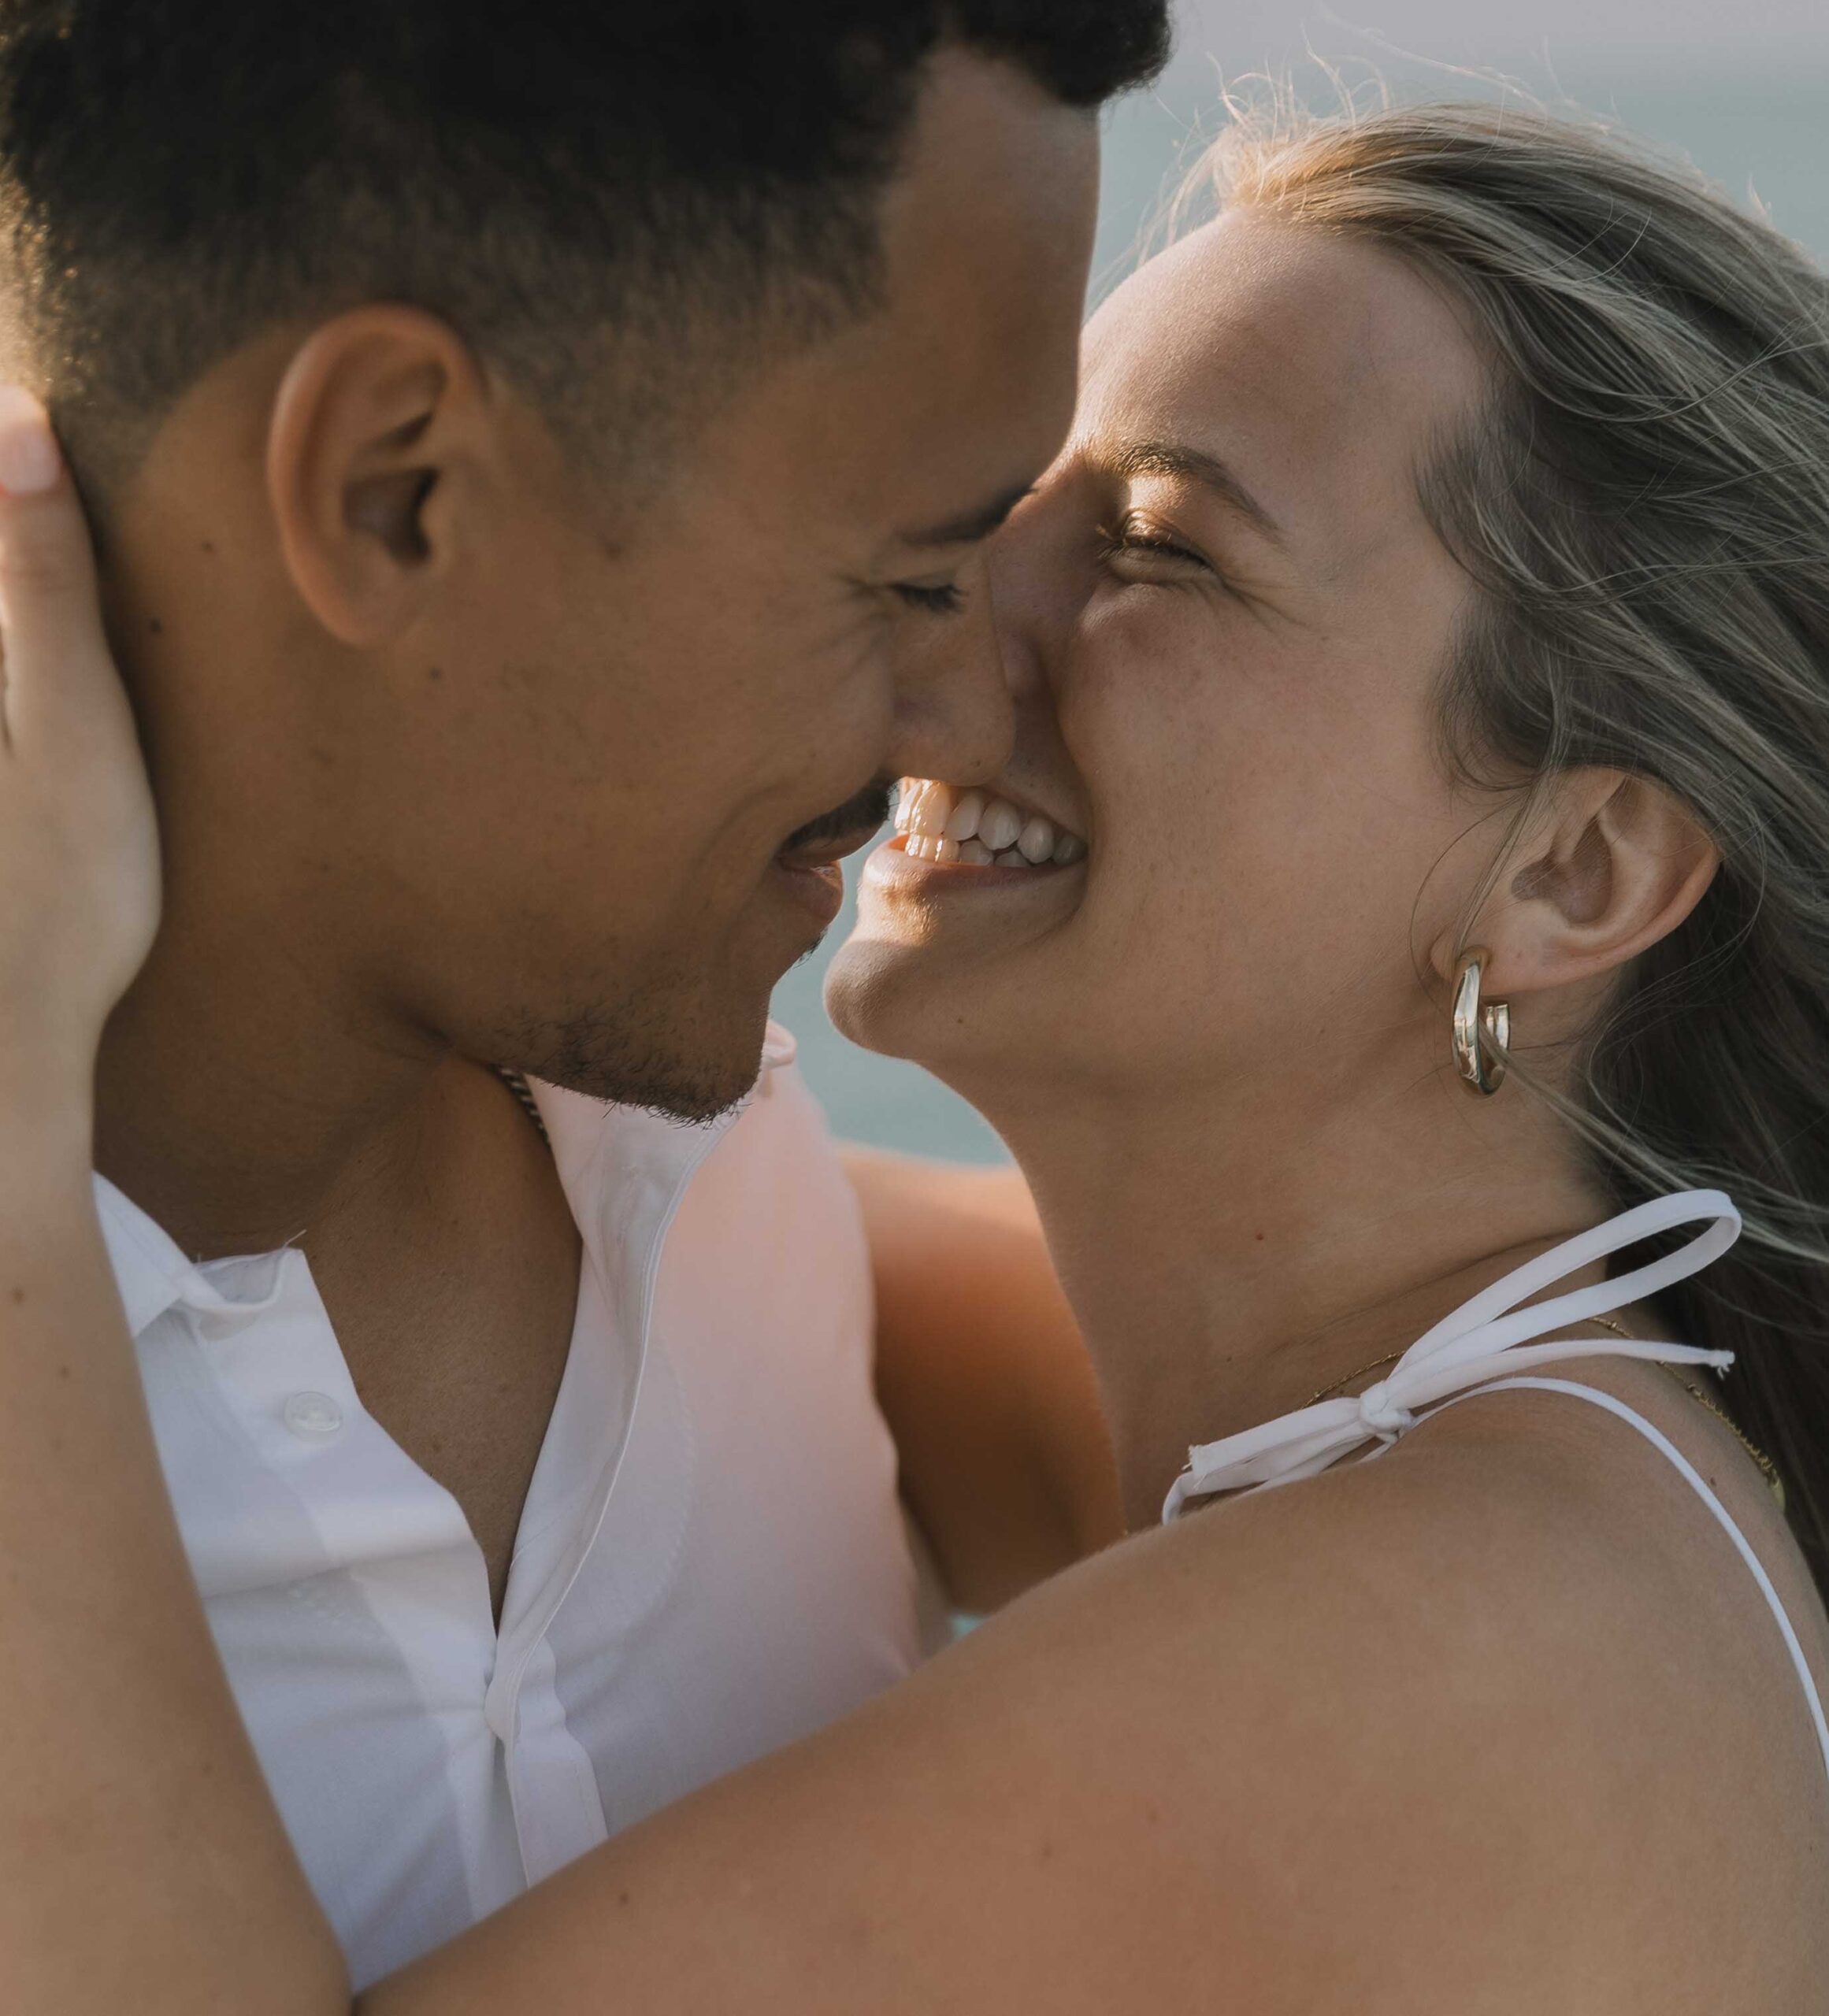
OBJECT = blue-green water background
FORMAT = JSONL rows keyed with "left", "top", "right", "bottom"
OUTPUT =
{"left": 772, "top": 46, "right": 1829, "bottom": 1165}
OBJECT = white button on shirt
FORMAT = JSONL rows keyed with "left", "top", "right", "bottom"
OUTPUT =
{"left": 282, "top": 1391, "right": 343, "bottom": 1439}
{"left": 98, "top": 1027, "right": 922, "bottom": 1990}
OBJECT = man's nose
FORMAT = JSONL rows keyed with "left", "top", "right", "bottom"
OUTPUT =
{"left": 883, "top": 579, "right": 1015, "bottom": 788}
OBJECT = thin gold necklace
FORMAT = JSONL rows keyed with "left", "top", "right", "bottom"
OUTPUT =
{"left": 1586, "top": 1313, "right": 1786, "bottom": 1509}
{"left": 1307, "top": 1315, "right": 1785, "bottom": 1510}
{"left": 1307, "top": 1350, "right": 1401, "bottom": 1408}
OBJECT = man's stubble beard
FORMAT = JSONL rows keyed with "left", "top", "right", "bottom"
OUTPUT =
{"left": 497, "top": 980, "right": 776, "bottom": 1124}
{"left": 477, "top": 774, "right": 877, "bottom": 1120}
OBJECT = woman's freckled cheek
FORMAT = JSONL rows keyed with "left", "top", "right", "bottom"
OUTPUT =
{"left": 1082, "top": 627, "right": 1225, "bottom": 814}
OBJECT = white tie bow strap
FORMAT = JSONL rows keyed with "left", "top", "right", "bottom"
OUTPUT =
{"left": 1162, "top": 1190, "right": 1742, "bottom": 1523}
{"left": 1353, "top": 1381, "right": 1415, "bottom": 1436}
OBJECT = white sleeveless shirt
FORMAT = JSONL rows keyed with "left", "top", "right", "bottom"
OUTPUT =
{"left": 1161, "top": 1191, "right": 1829, "bottom": 1780}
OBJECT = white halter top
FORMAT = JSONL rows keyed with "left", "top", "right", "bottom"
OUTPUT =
{"left": 1161, "top": 1190, "right": 1829, "bottom": 1781}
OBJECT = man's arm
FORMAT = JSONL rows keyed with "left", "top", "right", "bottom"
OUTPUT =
{"left": 845, "top": 1147, "right": 1123, "bottom": 1613}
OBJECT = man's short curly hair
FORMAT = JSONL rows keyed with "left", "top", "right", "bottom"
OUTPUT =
{"left": 0, "top": 0, "right": 1170, "bottom": 501}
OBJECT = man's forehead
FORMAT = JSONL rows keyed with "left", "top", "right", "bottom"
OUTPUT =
{"left": 647, "top": 64, "right": 1098, "bottom": 558}
{"left": 696, "top": 274, "right": 1079, "bottom": 563}
{"left": 706, "top": 319, "right": 1054, "bottom": 521}
{"left": 876, "top": 49, "right": 1100, "bottom": 294}
{"left": 635, "top": 340, "right": 1053, "bottom": 583}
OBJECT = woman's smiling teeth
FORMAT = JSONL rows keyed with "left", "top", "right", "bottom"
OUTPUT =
{"left": 894, "top": 780, "right": 1087, "bottom": 869}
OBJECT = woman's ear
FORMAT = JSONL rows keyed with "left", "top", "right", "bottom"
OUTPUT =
{"left": 266, "top": 306, "right": 491, "bottom": 648}
{"left": 1439, "top": 769, "right": 1720, "bottom": 999}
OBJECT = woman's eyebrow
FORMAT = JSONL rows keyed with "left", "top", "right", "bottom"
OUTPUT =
{"left": 1114, "top": 439, "right": 1286, "bottom": 546}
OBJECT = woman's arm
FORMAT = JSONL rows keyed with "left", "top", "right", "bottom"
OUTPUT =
{"left": 848, "top": 1146, "right": 1123, "bottom": 1610}
{"left": 0, "top": 1140, "right": 350, "bottom": 2015}
{"left": 0, "top": 395, "right": 347, "bottom": 2015}
{"left": 359, "top": 1428, "right": 1684, "bottom": 2016}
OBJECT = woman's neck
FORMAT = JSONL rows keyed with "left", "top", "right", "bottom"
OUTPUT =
{"left": 987, "top": 1063, "right": 1612, "bottom": 1532}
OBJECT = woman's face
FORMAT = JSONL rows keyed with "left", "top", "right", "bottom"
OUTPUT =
{"left": 825, "top": 209, "right": 1498, "bottom": 1118}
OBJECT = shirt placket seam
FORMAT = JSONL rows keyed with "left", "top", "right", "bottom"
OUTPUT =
{"left": 492, "top": 1110, "right": 736, "bottom": 1884}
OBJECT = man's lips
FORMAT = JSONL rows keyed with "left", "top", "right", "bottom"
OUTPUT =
{"left": 775, "top": 780, "right": 894, "bottom": 871}
{"left": 776, "top": 825, "right": 883, "bottom": 871}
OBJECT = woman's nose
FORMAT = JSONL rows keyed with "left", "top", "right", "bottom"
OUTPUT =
{"left": 985, "top": 487, "right": 1090, "bottom": 710}
{"left": 884, "top": 569, "right": 1015, "bottom": 789}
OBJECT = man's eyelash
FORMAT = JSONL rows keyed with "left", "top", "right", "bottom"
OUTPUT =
{"left": 893, "top": 580, "right": 967, "bottom": 616}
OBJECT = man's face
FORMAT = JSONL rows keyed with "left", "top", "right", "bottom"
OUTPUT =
{"left": 463, "top": 54, "right": 1093, "bottom": 1112}
{"left": 112, "top": 50, "right": 1096, "bottom": 1117}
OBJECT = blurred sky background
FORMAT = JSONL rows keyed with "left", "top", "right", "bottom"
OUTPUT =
{"left": 773, "top": 0, "right": 1829, "bottom": 1163}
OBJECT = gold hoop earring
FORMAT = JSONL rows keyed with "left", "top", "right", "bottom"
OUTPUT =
{"left": 1452, "top": 946, "right": 1510, "bottom": 1096}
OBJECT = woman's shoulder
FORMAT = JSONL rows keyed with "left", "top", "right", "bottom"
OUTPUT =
{"left": 968, "top": 1393, "right": 1829, "bottom": 1997}
{"left": 1132, "top": 1366, "right": 1828, "bottom": 1795}
{"left": 1130, "top": 1383, "right": 1829, "bottom": 1973}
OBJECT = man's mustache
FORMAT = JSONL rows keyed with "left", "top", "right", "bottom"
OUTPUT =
{"left": 781, "top": 778, "right": 896, "bottom": 854}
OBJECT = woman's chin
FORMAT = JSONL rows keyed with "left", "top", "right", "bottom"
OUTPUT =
{"left": 823, "top": 932, "right": 938, "bottom": 1062}
{"left": 823, "top": 931, "right": 1020, "bottom": 1091}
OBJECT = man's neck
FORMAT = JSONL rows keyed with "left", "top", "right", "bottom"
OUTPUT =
{"left": 97, "top": 896, "right": 586, "bottom": 1621}
{"left": 984, "top": 1057, "right": 1611, "bottom": 1533}
{"left": 94, "top": 914, "right": 451, "bottom": 1262}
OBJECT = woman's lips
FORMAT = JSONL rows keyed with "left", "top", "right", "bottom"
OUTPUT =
{"left": 862, "top": 832, "right": 1083, "bottom": 895}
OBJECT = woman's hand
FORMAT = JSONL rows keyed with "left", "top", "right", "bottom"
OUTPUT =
{"left": 0, "top": 391, "right": 344, "bottom": 2016}
{"left": 0, "top": 387, "right": 161, "bottom": 1108}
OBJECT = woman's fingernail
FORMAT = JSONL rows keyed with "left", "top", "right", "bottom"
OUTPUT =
{"left": 0, "top": 387, "right": 61, "bottom": 495}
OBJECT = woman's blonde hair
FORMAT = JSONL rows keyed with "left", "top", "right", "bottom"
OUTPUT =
{"left": 1180, "top": 98, "right": 1829, "bottom": 1581}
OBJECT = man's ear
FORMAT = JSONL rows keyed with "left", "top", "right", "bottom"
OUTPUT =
{"left": 1435, "top": 769, "right": 1720, "bottom": 999}
{"left": 266, "top": 307, "right": 492, "bottom": 648}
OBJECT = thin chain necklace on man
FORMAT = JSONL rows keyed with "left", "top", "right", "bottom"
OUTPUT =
{"left": 495, "top": 1065, "right": 550, "bottom": 1146}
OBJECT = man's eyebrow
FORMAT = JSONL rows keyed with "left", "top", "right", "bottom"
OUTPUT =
{"left": 897, "top": 480, "right": 1037, "bottom": 550}
{"left": 1113, "top": 439, "right": 1286, "bottom": 545}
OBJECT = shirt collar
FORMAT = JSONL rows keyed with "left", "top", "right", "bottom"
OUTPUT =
{"left": 96, "top": 1176, "right": 299, "bottom": 1340}
{"left": 95, "top": 1173, "right": 223, "bottom": 1338}
{"left": 93, "top": 1022, "right": 799, "bottom": 1343}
